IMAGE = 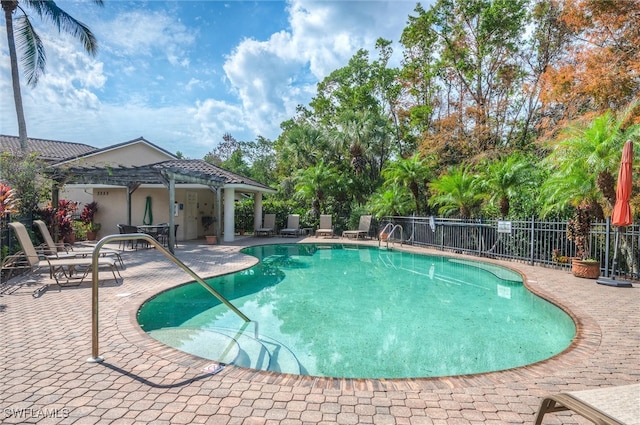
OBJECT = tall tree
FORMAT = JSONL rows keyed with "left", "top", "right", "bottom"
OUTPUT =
{"left": 2, "top": 0, "right": 102, "bottom": 151}
{"left": 539, "top": 0, "right": 640, "bottom": 121}
{"left": 401, "top": 0, "right": 532, "bottom": 160}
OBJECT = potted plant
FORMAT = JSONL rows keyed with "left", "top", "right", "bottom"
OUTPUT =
{"left": 81, "top": 201, "right": 101, "bottom": 240}
{"left": 567, "top": 202, "right": 600, "bottom": 278}
{"left": 201, "top": 215, "right": 217, "bottom": 244}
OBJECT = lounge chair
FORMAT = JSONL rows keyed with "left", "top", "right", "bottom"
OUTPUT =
{"left": 342, "top": 215, "right": 372, "bottom": 239}
{"left": 315, "top": 215, "right": 334, "bottom": 238}
{"left": 534, "top": 383, "right": 640, "bottom": 425}
{"left": 280, "top": 214, "right": 300, "bottom": 237}
{"left": 255, "top": 214, "right": 276, "bottom": 237}
{"left": 34, "top": 220, "right": 124, "bottom": 268}
{"left": 9, "top": 222, "right": 121, "bottom": 287}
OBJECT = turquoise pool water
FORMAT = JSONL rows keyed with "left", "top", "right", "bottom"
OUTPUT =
{"left": 137, "top": 244, "right": 576, "bottom": 379}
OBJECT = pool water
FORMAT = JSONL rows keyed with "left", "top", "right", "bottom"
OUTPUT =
{"left": 137, "top": 244, "right": 576, "bottom": 379}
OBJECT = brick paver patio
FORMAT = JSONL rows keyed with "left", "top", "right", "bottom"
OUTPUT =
{"left": 1, "top": 236, "right": 638, "bottom": 424}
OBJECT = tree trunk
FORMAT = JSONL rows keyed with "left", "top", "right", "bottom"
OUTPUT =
{"left": 3, "top": 0, "right": 28, "bottom": 152}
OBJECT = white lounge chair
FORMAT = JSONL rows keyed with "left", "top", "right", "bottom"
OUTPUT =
{"left": 315, "top": 215, "right": 334, "bottom": 238}
{"left": 9, "top": 222, "right": 121, "bottom": 287}
{"left": 280, "top": 214, "right": 300, "bottom": 237}
{"left": 34, "top": 220, "right": 124, "bottom": 268}
{"left": 534, "top": 383, "right": 640, "bottom": 425}
{"left": 342, "top": 215, "right": 372, "bottom": 239}
{"left": 256, "top": 214, "right": 276, "bottom": 237}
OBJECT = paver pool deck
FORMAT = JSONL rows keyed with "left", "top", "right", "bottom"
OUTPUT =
{"left": 1, "top": 236, "right": 638, "bottom": 424}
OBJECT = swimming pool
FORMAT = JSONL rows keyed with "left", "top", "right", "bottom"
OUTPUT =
{"left": 137, "top": 244, "right": 576, "bottom": 379}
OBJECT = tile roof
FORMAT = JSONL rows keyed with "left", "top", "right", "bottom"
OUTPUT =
{"left": 0, "top": 135, "right": 275, "bottom": 192}
{"left": 0, "top": 134, "right": 96, "bottom": 162}
{"left": 157, "top": 160, "right": 275, "bottom": 191}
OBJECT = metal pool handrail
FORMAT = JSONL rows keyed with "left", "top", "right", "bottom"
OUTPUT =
{"left": 87, "top": 233, "right": 251, "bottom": 363}
{"left": 379, "top": 223, "right": 404, "bottom": 248}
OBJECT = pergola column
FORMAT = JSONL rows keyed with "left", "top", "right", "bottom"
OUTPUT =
{"left": 254, "top": 192, "right": 263, "bottom": 232}
{"left": 223, "top": 188, "right": 235, "bottom": 242}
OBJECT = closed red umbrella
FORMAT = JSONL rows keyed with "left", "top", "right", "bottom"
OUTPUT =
{"left": 598, "top": 140, "right": 634, "bottom": 287}
{"left": 611, "top": 140, "right": 633, "bottom": 226}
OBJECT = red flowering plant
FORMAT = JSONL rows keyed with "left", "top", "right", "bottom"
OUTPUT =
{"left": 80, "top": 201, "right": 101, "bottom": 232}
{"left": 0, "top": 183, "right": 19, "bottom": 217}
{"left": 38, "top": 200, "right": 78, "bottom": 242}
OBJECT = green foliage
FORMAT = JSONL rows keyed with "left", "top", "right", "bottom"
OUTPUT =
{"left": 0, "top": 153, "right": 51, "bottom": 217}
{"left": 382, "top": 153, "right": 433, "bottom": 215}
{"left": 366, "top": 186, "right": 413, "bottom": 219}
{"left": 540, "top": 105, "right": 640, "bottom": 218}
{"left": 429, "top": 165, "right": 484, "bottom": 218}
{"left": 476, "top": 152, "right": 538, "bottom": 218}
{"left": 234, "top": 199, "right": 253, "bottom": 233}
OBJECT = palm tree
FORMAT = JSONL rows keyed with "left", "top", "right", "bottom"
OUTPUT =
{"left": 294, "top": 161, "right": 339, "bottom": 217}
{"left": 382, "top": 153, "right": 433, "bottom": 215}
{"left": 429, "top": 165, "right": 483, "bottom": 218}
{"left": 478, "top": 153, "right": 537, "bottom": 218}
{"left": 542, "top": 104, "right": 640, "bottom": 216}
{"left": 2, "top": 0, "right": 102, "bottom": 151}
{"left": 367, "top": 185, "right": 413, "bottom": 219}
{"left": 539, "top": 156, "right": 603, "bottom": 218}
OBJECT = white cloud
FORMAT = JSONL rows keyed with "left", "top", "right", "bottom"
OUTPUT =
{"left": 220, "top": 0, "right": 418, "bottom": 142}
{"left": 1, "top": 1, "right": 424, "bottom": 159}
{"left": 96, "top": 10, "right": 196, "bottom": 68}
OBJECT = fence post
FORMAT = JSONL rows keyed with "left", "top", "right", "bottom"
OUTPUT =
{"left": 530, "top": 215, "right": 535, "bottom": 266}
{"left": 603, "top": 217, "right": 611, "bottom": 277}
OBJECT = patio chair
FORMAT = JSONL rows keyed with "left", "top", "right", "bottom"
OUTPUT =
{"left": 34, "top": 220, "right": 124, "bottom": 268}
{"left": 155, "top": 223, "right": 179, "bottom": 249}
{"left": 256, "top": 214, "right": 276, "bottom": 237}
{"left": 342, "top": 215, "right": 372, "bottom": 239}
{"left": 315, "top": 215, "right": 334, "bottom": 238}
{"left": 118, "top": 224, "right": 148, "bottom": 250}
{"left": 280, "top": 214, "right": 300, "bottom": 237}
{"left": 9, "top": 222, "right": 121, "bottom": 287}
{"left": 534, "top": 383, "right": 640, "bottom": 425}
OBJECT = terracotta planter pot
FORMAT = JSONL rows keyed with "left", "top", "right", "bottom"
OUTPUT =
{"left": 571, "top": 259, "right": 600, "bottom": 279}
{"left": 87, "top": 231, "right": 97, "bottom": 241}
{"left": 205, "top": 235, "right": 217, "bottom": 245}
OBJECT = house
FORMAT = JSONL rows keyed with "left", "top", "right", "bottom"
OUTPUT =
{"left": 0, "top": 135, "right": 276, "bottom": 244}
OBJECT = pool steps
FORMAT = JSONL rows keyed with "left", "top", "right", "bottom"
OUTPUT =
{"left": 149, "top": 326, "right": 302, "bottom": 374}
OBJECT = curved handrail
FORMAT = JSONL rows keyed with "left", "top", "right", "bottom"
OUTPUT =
{"left": 379, "top": 223, "right": 403, "bottom": 248}
{"left": 88, "top": 233, "right": 251, "bottom": 362}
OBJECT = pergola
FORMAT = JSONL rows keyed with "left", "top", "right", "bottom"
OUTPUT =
{"left": 46, "top": 160, "right": 226, "bottom": 254}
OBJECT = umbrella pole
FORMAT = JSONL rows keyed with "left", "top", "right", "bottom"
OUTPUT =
{"left": 609, "top": 229, "right": 620, "bottom": 279}
{"left": 597, "top": 227, "right": 632, "bottom": 287}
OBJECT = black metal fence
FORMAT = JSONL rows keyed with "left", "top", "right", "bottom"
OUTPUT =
{"left": 3, "top": 214, "right": 640, "bottom": 281}
{"left": 382, "top": 216, "right": 640, "bottom": 280}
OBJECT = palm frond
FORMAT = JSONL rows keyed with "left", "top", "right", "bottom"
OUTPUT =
{"left": 15, "top": 15, "right": 46, "bottom": 86}
{"left": 25, "top": 0, "right": 101, "bottom": 55}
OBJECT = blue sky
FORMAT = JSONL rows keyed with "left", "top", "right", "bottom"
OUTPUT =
{"left": 1, "top": 0, "right": 424, "bottom": 159}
